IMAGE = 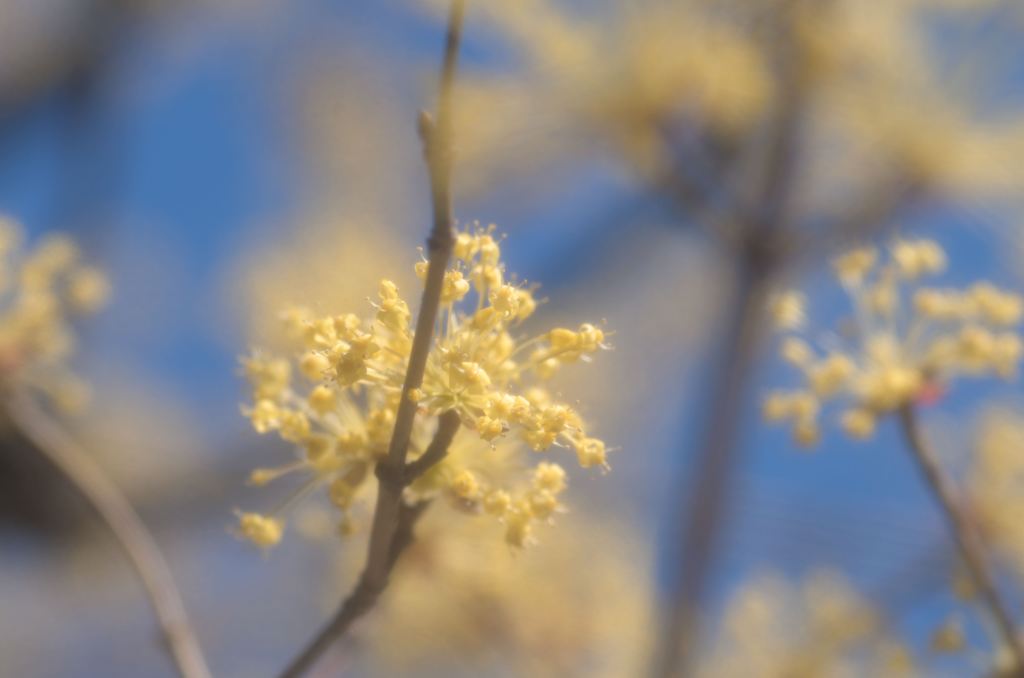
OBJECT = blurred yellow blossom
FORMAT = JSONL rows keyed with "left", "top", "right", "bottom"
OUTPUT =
{"left": 700, "top": 570, "right": 916, "bottom": 677}
{"left": 436, "top": 0, "right": 1024, "bottom": 222}
{"left": 764, "top": 239, "right": 1022, "bottom": 447}
{"left": 235, "top": 511, "right": 284, "bottom": 549}
{"left": 237, "top": 224, "right": 609, "bottom": 548}
{"left": 454, "top": 0, "right": 773, "bottom": 180}
{"left": 359, "top": 511, "right": 651, "bottom": 678}
{"left": 0, "top": 215, "right": 109, "bottom": 411}
{"left": 969, "top": 408, "right": 1024, "bottom": 576}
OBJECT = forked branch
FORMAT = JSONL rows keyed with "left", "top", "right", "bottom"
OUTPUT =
{"left": 278, "top": 411, "right": 461, "bottom": 678}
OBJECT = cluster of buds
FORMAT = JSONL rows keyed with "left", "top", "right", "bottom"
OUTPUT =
{"left": 237, "top": 225, "right": 610, "bottom": 548}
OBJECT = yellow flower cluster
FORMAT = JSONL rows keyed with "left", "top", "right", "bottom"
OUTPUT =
{"left": 0, "top": 216, "right": 109, "bottom": 410}
{"left": 764, "top": 238, "right": 1022, "bottom": 446}
{"left": 238, "top": 225, "right": 609, "bottom": 548}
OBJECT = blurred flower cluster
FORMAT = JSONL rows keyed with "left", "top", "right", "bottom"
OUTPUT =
{"left": 970, "top": 408, "right": 1024, "bottom": 576}
{"left": 764, "top": 239, "right": 1022, "bottom": 446}
{"left": 451, "top": 0, "right": 1024, "bottom": 227}
{"left": 701, "top": 571, "right": 915, "bottom": 677}
{"left": 238, "top": 225, "right": 609, "bottom": 548}
{"left": 355, "top": 511, "right": 650, "bottom": 678}
{"left": 0, "top": 216, "right": 109, "bottom": 412}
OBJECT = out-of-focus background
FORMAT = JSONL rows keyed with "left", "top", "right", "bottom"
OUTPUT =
{"left": 1, "top": 1, "right": 1024, "bottom": 676}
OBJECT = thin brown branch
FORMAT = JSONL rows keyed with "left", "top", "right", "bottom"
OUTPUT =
{"left": 277, "top": 5, "right": 466, "bottom": 672}
{"left": 6, "top": 392, "right": 210, "bottom": 678}
{"left": 898, "top": 405, "right": 1024, "bottom": 674}
{"left": 278, "top": 412, "right": 461, "bottom": 678}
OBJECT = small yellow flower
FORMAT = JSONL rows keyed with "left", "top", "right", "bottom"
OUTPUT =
{"left": 67, "top": 267, "right": 111, "bottom": 313}
{"left": 247, "top": 399, "right": 280, "bottom": 434}
{"left": 840, "top": 409, "right": 876, "bottom": 440}
{"left": 792, "top": 418, "right": 820, "bottom": 448}
{"left": 450, "top": 469, "right": 481, "bottom": 501}
{"left": 891, "top": 239, "right": 946, "bottom": 279}
{"left": 243, "top": 355, "right": 291, "bottom": 400}
{"left": 528, "top": 489, "right": 559, "bottom": 520}
{"left": 971, "top": 283, "right": 1023, "bottom": 326}
{"left": 575, "top": 437, "right": 608, "bottom": 469}
{"left": 475, "top": 415, "right": 505, "bottom": 441}
{"left": 308, "top": 384, "right": 336, "bottom": 415}
{"left": 236, "top": 512, "right": 284, "bottom": 548}
{"left": 770, "top": 291, "right": 806, "bottom": 330}
{"left": 248, "top": 468, "right": 280, "bottom": 487}
{"left": 329, "top": 477, "right": 358, "bottom": 509}
{"left": 504, "top": 503, "right": 534, "bottom": 548}
{"left": 299, "top": 351, "right": 330, "bottom": 381}
{"left": 483, "top": 489, "right": 512, "bottom": 516}
{"left": 833, "top": 246, "right": 877, "bottom": 287}
{"left": 780, "top": 337, "right": 814, "bottom": 367}
{"left": 808, "top": 353, "right": 856, "bottom": 397}
{"left": 441, "top": 270, "right": 471, "bottom": 304}
{"left": 533, "top": 462, "right": 567, "bottom": 493}
{"left": 279, "top": 410, "right": 311, "bottom": 443}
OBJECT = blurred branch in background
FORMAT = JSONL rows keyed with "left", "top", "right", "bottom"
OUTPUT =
{"left": 6, "top": 392, "right": 210, "bottom": 678}
{"left": 654, "top": 10, "right": 808, "bottom": 676}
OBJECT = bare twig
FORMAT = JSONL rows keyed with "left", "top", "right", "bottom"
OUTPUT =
{"left": 277, "top": 6, "right": 466, "bottom": 671}
{"left": 6, "top": 392, "right": 210, "bottom": 678}
{"left": 898, "top": 405, "right": 1024, "bottom": 674}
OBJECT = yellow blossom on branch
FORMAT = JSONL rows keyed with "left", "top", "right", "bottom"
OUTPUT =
{"left": 764, "top": 238, "right": 1023, "bottom": 447}
{"left": 237, "top": 224, "right": 610, "bottom": 548}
